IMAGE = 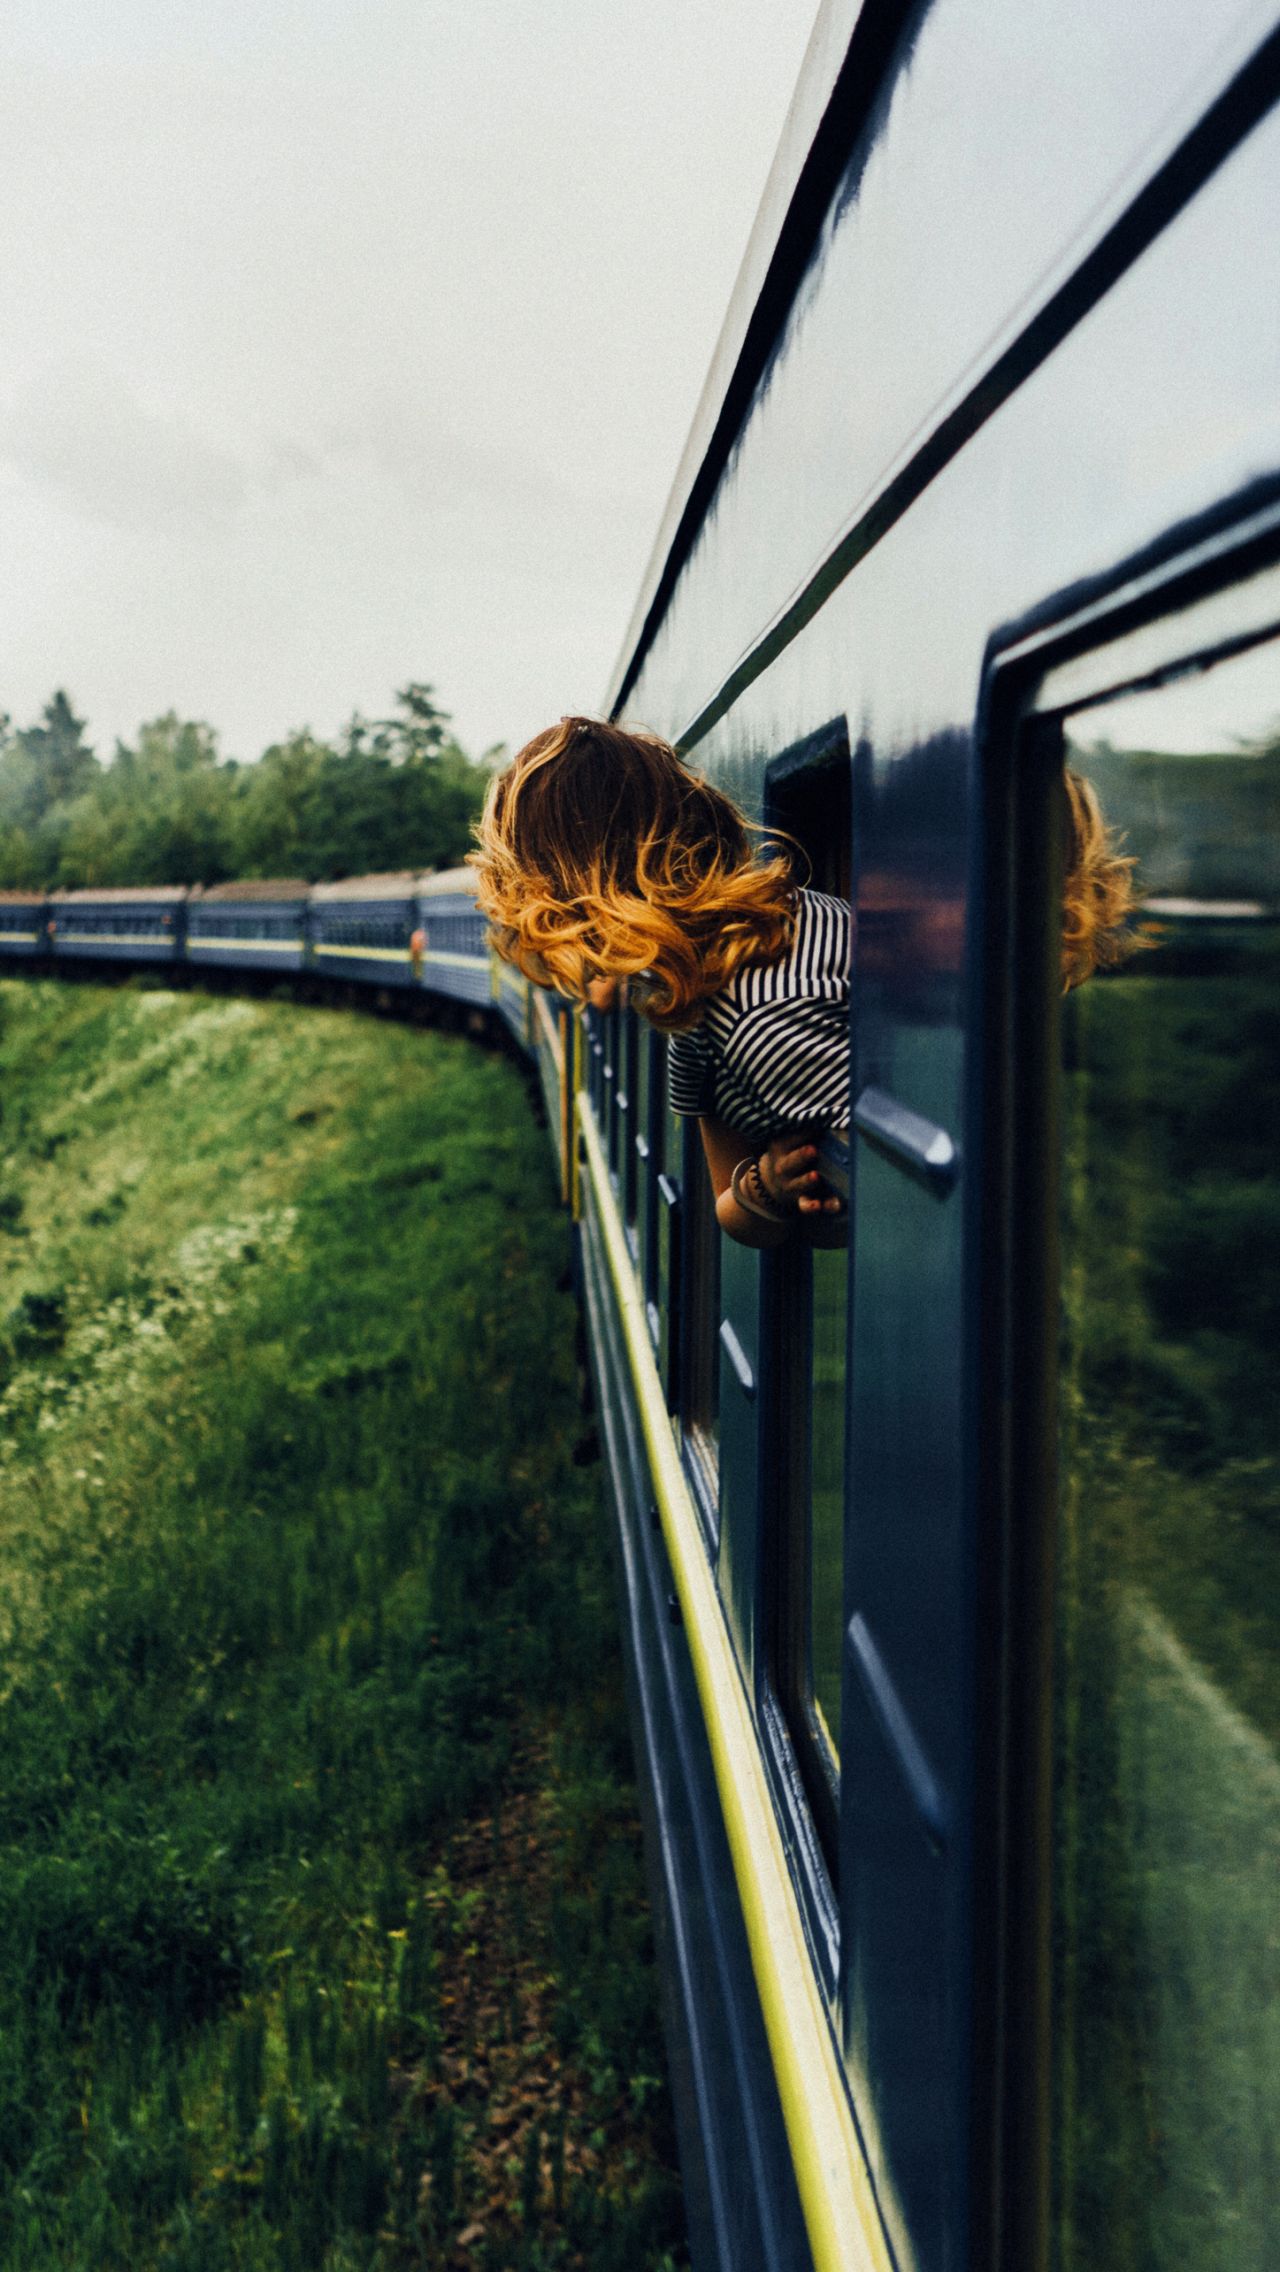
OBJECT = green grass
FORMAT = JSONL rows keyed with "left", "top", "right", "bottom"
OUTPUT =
{"left": 0, "top": 978, "right": 684, "bottom": 2270}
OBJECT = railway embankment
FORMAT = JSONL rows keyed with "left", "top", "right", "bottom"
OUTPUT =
{"left": 0, "top": 978, "right": 684, "bottom": 2271}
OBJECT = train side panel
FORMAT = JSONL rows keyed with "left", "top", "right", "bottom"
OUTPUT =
{"left": 187, "top": 883, "right": 310, "bottom": 974}
{"left": 0, "top": 896, "right": 50, "bottom": 958}
{"left": 49, "top": 889, "right": 188, "bottom": 966}
{"left": 415, "top": 867, "right": 492, "bottom": 1008}
{"left": 310, "top": 875, "right": 419, "bottom": 989}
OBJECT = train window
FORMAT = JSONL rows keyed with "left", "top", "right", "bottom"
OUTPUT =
{"left": 618, "top": 1005, "right": 639, "bottom": 1229}
{"left": 764, "top": 720, "right": 852, "bottom": 1852}
{"left": 654, "top": 1080, "right": 681, "bottom": 1404}
{"left": 627, "top": 1013, "right": 645, "bottom": 1254}
{"left": 605, "top": 1000, "right": 620, "bottom": 1175}
{"left": 636, "top": 1026, "right": 664, "bottom": 1343}
{"left": 617, "top": 1003, "right": 640, "bottom": 1245}
{"left": 808, "top": 1243, "right": 847, "bottom": 1756}
{"left": 676, "top": 1100, "right": 720, "bottom": 1522}
{"left": 1044, "top": 634, "right": 1280, "bottom": 2271}
{"left": 586, "top": 1002, "right": 606, "bottom": 1120}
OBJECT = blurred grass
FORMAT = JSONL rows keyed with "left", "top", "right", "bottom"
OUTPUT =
{"left": 0, "top": 978, "right": 684, "bottom": 2270}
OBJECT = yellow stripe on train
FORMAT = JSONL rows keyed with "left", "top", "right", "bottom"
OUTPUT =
{"left": 188, "top": 938, "right": 301, "bottom": 953}
{"left": 312, "top": 944, "right": 412, "bottom": 963}
{"left": 577, "top": 1103, "right": 894, "bottom": 2272}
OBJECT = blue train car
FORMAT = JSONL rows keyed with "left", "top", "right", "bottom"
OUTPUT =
{"left": 562, "top": 7, "right": 1280, "bottom": 2272}
{"left": 187, "top": 880, "right": 310, "bottom": 974}
{"left": 414, "top": 866, "right": 491, "bottom": 1008}
{"left": 0, "top": 894, "right": 50, "bottom": 959}
{"left": 49, "top": 888, "right": 187, "bottom": 966}
{"left": 492, "top": 956, "right": 533, "bottom": 1048}
{"left": 309, "top": 874, "right": 419, "bottom": 989}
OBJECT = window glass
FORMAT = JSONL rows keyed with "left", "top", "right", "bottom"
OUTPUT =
{"left": 640, "top": 1032, "right": 665, "bottom": 1323}
{"left": 602, "top": 999, "right": 620, "bottom": 1173}
{"left": 630, "top": 1008, "right": 650, "bottom": 1260}
{"left": 618, "top": 1005, "right": 638, "bottom": 1224}
{"left": 586, "top": 1004, "right": 606, "bottom": 1118}
{"left": 674, "top": 1102, "right": 719, "bottom": 1504}
{"left": 808, "top": 1243, "right": 847, "bottom": 1756}
{"left": 1052, "top": 638, "right": 1280, "bottom": 2272}
{"left": 766, "top": 731, "right": 851, "bottom": 1805}
{"left": 655, "top": 1097, "right": 680, "bottom": 1400}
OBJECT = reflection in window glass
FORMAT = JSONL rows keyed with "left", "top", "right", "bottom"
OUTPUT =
{"left": 809, "top": 1244, "right": 847, "bottom": 1755}
{"left": 673, "top": 1105, "right": 720, "bottom": 1490}
{"left": 1053, "top": 641, "right": 1280, "bottom": 2272}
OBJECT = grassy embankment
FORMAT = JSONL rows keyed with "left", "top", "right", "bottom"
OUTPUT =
{"left": 0, "top": 978, "right": 684, "bottom": 2271}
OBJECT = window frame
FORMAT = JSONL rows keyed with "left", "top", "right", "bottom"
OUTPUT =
{"left": 969, "top": 476, "right": 1280, "bottom": 2272}
{"left": 759, "top": 717, "right": 854, "bottom": 1887}
{"left": 636, "top": 1023, "right": 665, "bottom": 1343}
{"left": 678, "top": 1107, "right": 722, "bottom": 1542}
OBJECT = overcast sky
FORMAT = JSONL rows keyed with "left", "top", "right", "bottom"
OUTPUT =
{"left": 0, "top": 0, "right": 818, "bottom": 766}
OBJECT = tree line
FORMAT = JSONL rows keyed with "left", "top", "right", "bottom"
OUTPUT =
{"left": 0, "top": 685, "right": 494, "bottom": 890}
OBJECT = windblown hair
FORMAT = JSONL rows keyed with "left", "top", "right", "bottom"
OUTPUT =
{"left": 470, "top": 717, "right": 795, "bottom": 1028}
{"left": 1061, "top": 767, "right": 1149, "bottom": 991}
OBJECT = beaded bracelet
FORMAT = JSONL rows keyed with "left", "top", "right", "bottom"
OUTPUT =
{"left": 730, "top": 1156, "right": 792, "bottom": 1223}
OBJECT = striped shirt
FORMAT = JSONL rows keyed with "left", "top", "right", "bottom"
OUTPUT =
{"left": 667, "top": 889, "right": 851, "bottom": 1146}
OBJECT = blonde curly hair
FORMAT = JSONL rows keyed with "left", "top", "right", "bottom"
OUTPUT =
{"left": 471, "top": 722, "right": 1142, "bottom": 1016}
{"left": 470, "top": 717, "right": 795, "bottom": 1030}
{"left": 1061, "top": 767, "right": 1150, "bottom": 990}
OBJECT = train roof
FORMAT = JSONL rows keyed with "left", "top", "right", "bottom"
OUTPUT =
{"left": 606, "top": 0, "right": 859, "bottom": 715}
{"left": 417, "top": 866, "right": 478, "bottom": 898}
{"left": 0, "top": 891, "right": 48, "bottom": 906}
{"left": 309, "top": 872, "right": 423, "bottom": 902}
{"left": 198, "top": 878, "right": 311, "bottom": 902}
{"left": 49, "top": 886, "right": 190, "bottom": 905}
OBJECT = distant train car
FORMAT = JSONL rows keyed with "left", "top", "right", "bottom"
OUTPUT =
{"left": 492, "top": 955, "right": 533, "bottom": 1046}
{"left": 414, "top": 866, "right": 490, "bottom": 1008}
{"left": 187, "top": 879, "right": 310, "bottom": 975}
{"left": 309, "top": 874, "right": 420, "bottom": 989}
{"left": 0, "top": 894, "right": 50, "bottom": 959}
{"left": 49, "top": 888, "right": 187, "bottom": 966}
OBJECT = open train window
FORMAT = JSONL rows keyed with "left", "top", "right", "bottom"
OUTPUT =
{"left": 763, "top": 716, "right": 852, "bottom": 1868}
{"left": 617, "top": 1002, "right": 639, "bottom": 1230}
{"left": 679, "top": 1099, "right": 721, "bottom": 1533}
{"left": 632, "top": 1020, "right": 664, "bottom": 1332}
{"left": 993, "top": 550, "right": 1280, "bottom": 2272}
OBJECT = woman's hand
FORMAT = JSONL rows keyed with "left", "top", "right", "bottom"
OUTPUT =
{"left": 761, "top": 1132, "right": 844, "bottom": 1216}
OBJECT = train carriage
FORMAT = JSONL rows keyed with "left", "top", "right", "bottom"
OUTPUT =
{"left": 186, "top": 879, "right": 310, "bottom": 975}
{"left": 308, "top": 873, "right": 420, "bottom": 990}
{"left": 48, "top": 887, "right": 187, "bottom": 966}
{"left": 0, "top": 894, "right": 50, "bottom": 959}
{"left": 489, "top": 944, "right": 536, "bottom": 1048}
{"left": 414, "top": 866, "right": 492, "bottom": 1007}
{"left": 561, "top": 6, "right": 1280, "bottom": 2272}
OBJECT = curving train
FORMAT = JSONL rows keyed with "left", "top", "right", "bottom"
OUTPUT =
{"left": 4, "top": 2, "right": 1280, "bottom": 2269}
{"left": 0, "top": 871, "right": 492, "bottom": 1006}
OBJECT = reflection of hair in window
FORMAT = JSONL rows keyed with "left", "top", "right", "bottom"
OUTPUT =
{"left": 1061, "top": 767, "right": 1150, "bottom": 992}
{"left": 471, "top": 717, "right": 796, "bottom": 1029}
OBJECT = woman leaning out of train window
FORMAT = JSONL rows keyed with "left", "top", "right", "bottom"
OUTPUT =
{"left": 471, "top": 721, "right": 1144, "bottom": 1249}
{"left": 470, "top": 716, "right": 849, "bottom": 1249}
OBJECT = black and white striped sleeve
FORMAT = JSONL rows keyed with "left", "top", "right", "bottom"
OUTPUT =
{"left": 667, "top": 1025, "right": 717, "bottom": 1118}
